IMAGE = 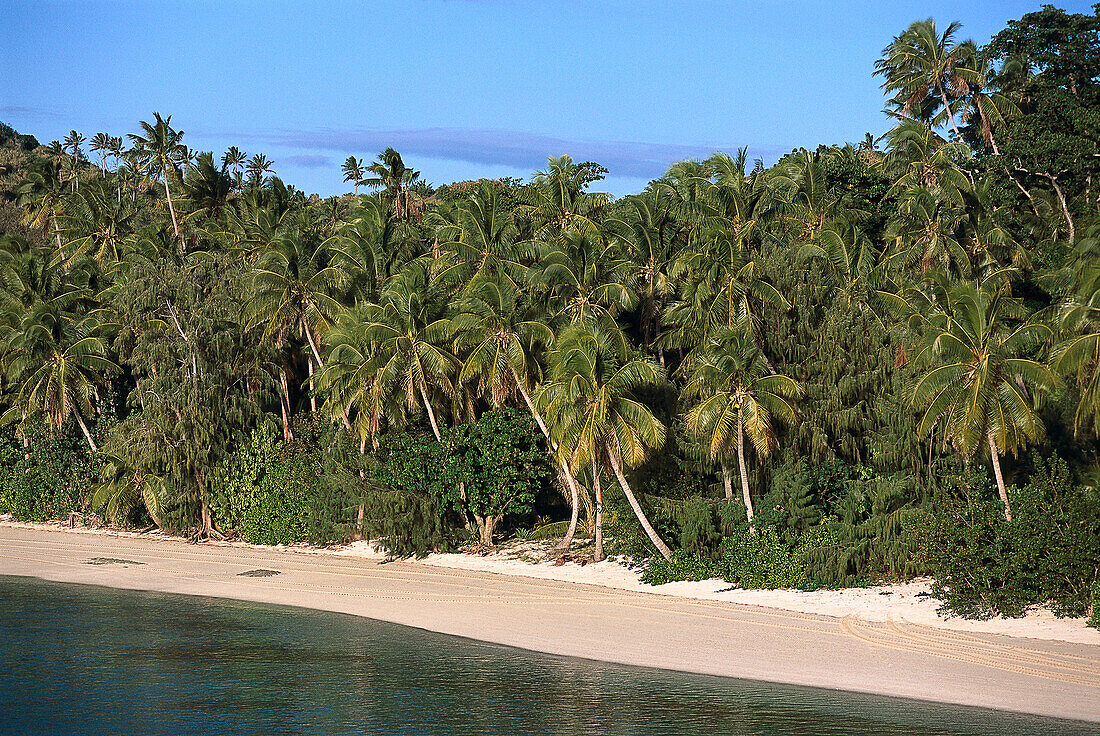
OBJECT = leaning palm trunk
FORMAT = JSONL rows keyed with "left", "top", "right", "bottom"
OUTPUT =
{"left": 558, "top": 472, "right": 580, "bottom": 552}
{"left": 607, "top": 451, "right": 673, "bottom": 561}
{"left": 511, "top": 369, "right": 584, "bottom": 553}
{"left": 988, "top": 429, "right": 1012, "bottom": 522}
{"left": 162, "top": 172, "right": 185, "bottom": 254}
{"left": 73, "top": 411, "right": 98, "bottom": 454}
{"left": 737, "top": 409, "right": 755, "bottom": 526}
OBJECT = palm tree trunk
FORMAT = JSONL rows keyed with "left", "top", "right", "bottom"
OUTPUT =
{"left": 988, "top": 429, "right": 1012, "bottom": 522}
{"left": 302, "top": 317, "right": 325, "bottom": 369}
{"left": 607, "top": 450, "right": 672, "bottom": 560}
{"left": 279, "top": 368, "right": 294, "bottom": 441}
{"left": 721, "top": 463, "right": 734, "bottom": 500}
{"left": 738, "top": 409, "right": 755, "bottom": 526}
{"left": 510, "top": 369, "right": 583, "bottom": 553}
{"left": 592, "top": 463, "right": 604, "bottom": 562}
{"left": 556, "top": 469, "right": 581, "bottom": 554}
{"left": 1046, "top": 175, "right": 1075, "bottom": 242}
{"left": 308, "top": 359, "right": 317, "bottom": 414}
{"left": 162, "top": 170, "right": 184, "bottom": 254}
{"left": 418, "top": 382, "right": 443, "bottom": 441}
{"left": 73, "top": 411, "right": 98, "bottom": 453}
{"left": 939, "top": 88, "right": 964, "bottom": 142}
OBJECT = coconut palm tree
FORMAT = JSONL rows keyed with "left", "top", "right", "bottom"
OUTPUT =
{"left": 342, "top": 156, "right": 364, "bottom": 194}
{"left": 364, "top": 148, "right": 421, "bottom": 220}
{"left": 222, "top": 146, "right": 247, "bottom": 190}
{"left": 60, "top": 178, "right": 137, "bottom": 267}
{"left": 431, "top": 180, "right": 525, "bottom": 291}
{"left": 322, "top": 263, "right": 457, "bottom": 442}
{"left": 876, "top": 19, "right": 978, "bottom": 141}
{"left": 242, "top": 225, "right": 348, "bottom": 429}
{"left": 680, "top": 327, "right": 802, "bottom": 523}
{"left": 0, "top": 307, "right": 115, "bottom": 452}
{"left": 537, "top": 323, "right": 671, "bottom": 561}
{"left": 128, "top": 112, "right": 188, "bottom": 252}
{"left": 610, "top": 188, "right": 683, "bottom": 352}
{"left": 184, "top": 151, "right": 234, "bottom": 219}
{"left": 1051, "top": 233, "right": 1100, "bottom": 437}
{"left": 63, "top": 130, "right": 86, "bottom": 191}
{"left": 521, "top": 155, "right": 610, "bottom": 242}
{"left": 17, "top": 161, "right": 67, "bottom": 253}
{"left": 450, "top": 277, "right": 588, "bottom": 551}
{"left": 910, "top": 274, "right": 1057, "bottom": 520}
{"left": 246, "top": 154, "right": 274, "bottom": 189}
{"left": 90, "top": 133, "right": 112, "bottom": 176}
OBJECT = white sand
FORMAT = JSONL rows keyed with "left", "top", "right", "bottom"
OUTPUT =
{"left": 5, "top": 516, "right": 1097, "bottom": 646}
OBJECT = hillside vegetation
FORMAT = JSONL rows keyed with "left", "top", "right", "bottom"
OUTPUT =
{"left": 1, "top": 6, "right": 1099, "bottom": 623}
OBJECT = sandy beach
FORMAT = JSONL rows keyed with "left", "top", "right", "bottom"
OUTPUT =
{"left": 1, "top": 521, "right": 1098, "bottom": 723}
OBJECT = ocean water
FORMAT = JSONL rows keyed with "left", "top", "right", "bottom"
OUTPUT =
{"left": 0, "top": 576, "right": 1093, "bottom": 735}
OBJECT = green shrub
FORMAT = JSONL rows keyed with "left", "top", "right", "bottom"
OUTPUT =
{"left": 718, "top": 527, "right": 808, "bottom": 589}
{"left": 920, "top": 458, "right": 1100, "bottom": 619}
{"left": 0, "top": 422, "right": 96, "bottom": 522}
{"left": 641, "top": 549, "right": 719, "bottom": 585}
{"left": 211, "top": 423, "right": 361, "bottom": 546}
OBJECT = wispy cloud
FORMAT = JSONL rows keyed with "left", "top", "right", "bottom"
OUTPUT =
{"left": 0, "top": 105, "right": 67, "bottom": 122}
{"left": 216, "top": 127, "right": 786, "bottom": 180}
{"left": 279, "top": 154, "right": 332, "bottom": 169}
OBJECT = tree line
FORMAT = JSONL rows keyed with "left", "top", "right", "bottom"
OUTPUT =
{"left": 0, "top": 5, "right": 1098, "bottom": 618}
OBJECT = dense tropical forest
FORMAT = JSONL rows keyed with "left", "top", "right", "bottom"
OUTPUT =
{"left": 1, "top": 6, "right": 1099, "bottom": 623}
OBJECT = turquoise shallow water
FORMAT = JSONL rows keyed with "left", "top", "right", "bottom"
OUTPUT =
{"left": 0, "top": 575, "right": 1094, "bottom": 735}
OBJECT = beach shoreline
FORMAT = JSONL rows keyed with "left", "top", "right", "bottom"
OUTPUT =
{"left": 1, "top": 520, "right": 1098, "bottom": 722}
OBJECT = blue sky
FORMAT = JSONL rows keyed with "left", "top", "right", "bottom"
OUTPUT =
{"left": 2, "top": 1, "right": 1091, "bottom": 197}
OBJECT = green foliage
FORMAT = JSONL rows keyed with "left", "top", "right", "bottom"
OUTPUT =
{"left": 443, "top": 408, "right": 550, "bottom": 523}
{"left": 1089, "top": 578, "right": 1100, "bottom": 630}
{"left": 0, "top": 422, "right": 97, "bottom": 521}
{"left": 641, "top": 549, "right": 718, "bottom": 585}
{"left": 919, "top": 458, "right": 1100, "bottom": 618}
{"left": 211, "top": 421, "right": 364, "bottom": 546}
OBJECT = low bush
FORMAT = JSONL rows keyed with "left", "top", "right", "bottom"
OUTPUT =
{"left": 0, "top": 422, "right": 96, "bottom": 522}
{"left": 919, "top": 457, "right": 1100, "bottom": 619}
{"left": 211, "top": 423, "right": 361, "bottom": 546}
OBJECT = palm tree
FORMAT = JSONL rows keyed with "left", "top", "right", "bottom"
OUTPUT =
{"left": 910, "top": 274, "right": 1057, "bottom": 520}
{"left": 0, "top": 308, "right": 115, "bottom": 453}
{"left": 797, "top": 221, "right": 881, "bottom": 308}
{"left": 1051, "top": 234, "right": 1100, "bottom": 436}
{"left": 17, "top": 161, "right": 67, "bottom": 252}
{"left": 342, "top": 156, "right": 364, "bottom": 194}
{"left": 431, "top": 180, "right": 525, "bottom": 291}
{"left": 90, "top": 133, "right": 112, "bottom": 176}
{"left": 184, "top": 151, "right": 234, "bottom": 218}
{"left": 521, "top": 155, "right": 609, "bottom": 242}
{"left": 322, "top": 263, "right": 457, "bottom": 442}
{"left": 60, "top": 178, "right": 137, "bottom": 267}
{"left": 610, "top": 188, "right": 683, "bottom": 352}
{"left": 680, "top": 327, "right": 801, "bottom": 523}
{"left": 128, "top": 112, "right": 188, "bottom": 253}
{"left": 450, "top": 277, "right": 587, "bottom": 551}
{"left": 242, "top": 225, "right": 348, "bottom": 430}
{"left": 957, "top": 48, "right": 1018, "bottom": 155}
{"left": 63, "top": 130, "right": 86, "bottom": 191}
{"left": 364, "top": 148, "right": 421, "bottom": 220}
{"left": 538, "top": 323, "right": 672, "bottom": 561}
{"left": 876, "top": 19, "right": 977, "bottom": 141}
{"left": 246, "top": 153, "right": 274, "bottom": 189}
{"left": 529, "top": 228, "right": 636, "bottom": 352}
